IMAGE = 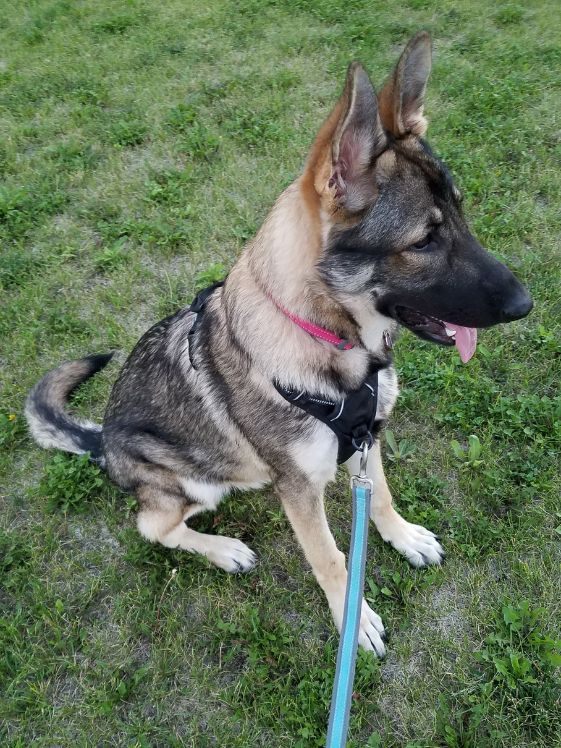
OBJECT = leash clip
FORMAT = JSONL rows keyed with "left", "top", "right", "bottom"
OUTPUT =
{"left": 350, "top": 440, "right": 373, "bottom": 494}
{"left": 359, "top": 440, "right": 369, "bottom": 477}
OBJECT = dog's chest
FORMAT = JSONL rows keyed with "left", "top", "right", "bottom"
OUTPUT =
{"left": 276, "top": 362, "right": 399, "bottom": 468}
{"left": 290, "top": 365, "right": 399, "bottom": 484}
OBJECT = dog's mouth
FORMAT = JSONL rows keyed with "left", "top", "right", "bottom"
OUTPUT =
{"left": 394, "top": 306, "right": 477, "bottom": 363}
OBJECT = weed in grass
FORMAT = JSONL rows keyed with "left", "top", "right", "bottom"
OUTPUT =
{"left": 38, "top": 453, "right": 105, "bottom": 513}
{"left": 221, "top": 105, "right": 287, "bottom": 149}
{"left": 89, "top": 4, "right": 150, "bottom": 37}
{"left": 91, "top": 665, "right": 151, "bottom": 716}
{"left": 45, "top": 140, "right": 103, "bottom": 171}
{"left": 91, "top": 211, "right": 191, "bottom": 256}
{"left": 0, "top": 413, "right": 26, "bottom": 451}
{"left": 385, "top": 429, "right": 416, "bottom": 462}
{"left": 194, "top": 262, "right": 226, "bottom": 289}
{"left": 494, "top": 5, "right": 525, "bottom": 27}
{"left": 177, "top": 123, "right": 220, "bottom": 161}
{"left": 165, "top": 103, "right": 198, "bottom": 131}
{"left": 144, "top": 169, "right": 196, "bottom": 208}
{"left": 94, "top": 237, "right": 130, "bottom": 273}
{"left": 0, "top": 175, "right": 69, "bottom": 243}
{"left": 390, "top": 471, "right": 447, "bottom": 532}
{"left": 450, "top": 434, "right": 483, "bottom": 470}
{"left": 437, "top": 601, "right": 561, "bottom": 746}
{"left": 42, "top": 307, "right": 92, "bottom": 343}
{"left": 0, "top": 186, "right": 31, "bottom": 237}
{"left": 107, "top": 116, "right": 148, "bottom": 148}
{"left": 0, "top": 528, "right": 32, "bottom": 583}
{"left": 165, "top": 103, "right": 220, "bottom": 160}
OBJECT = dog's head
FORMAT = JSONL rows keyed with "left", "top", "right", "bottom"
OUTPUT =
{"left": 306, "top": 32, "right": 532, "bottom": 361}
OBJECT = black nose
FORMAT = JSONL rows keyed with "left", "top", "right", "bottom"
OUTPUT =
{"left": 501, "top": 288, "right": 533, "bottom": 321}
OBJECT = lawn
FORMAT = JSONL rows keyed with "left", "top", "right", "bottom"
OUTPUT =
{"left": 1, "top": 0, "right": 560, "bottom": 746}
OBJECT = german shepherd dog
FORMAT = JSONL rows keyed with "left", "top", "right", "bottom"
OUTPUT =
{"left": 26, "top": 33, "right": 532, "bottom": 656}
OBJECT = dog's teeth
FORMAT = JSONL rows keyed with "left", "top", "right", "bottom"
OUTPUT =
{"left": 445, "top": 328, "right": 456, "bottom": 338}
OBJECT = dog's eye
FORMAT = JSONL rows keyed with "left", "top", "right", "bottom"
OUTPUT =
{"left": 410, "top": 233, "right": 433, "bottom": 251}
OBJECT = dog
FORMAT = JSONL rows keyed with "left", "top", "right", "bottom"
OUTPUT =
{"left": 25, "top": 32, "right": 532, "bottom": 656}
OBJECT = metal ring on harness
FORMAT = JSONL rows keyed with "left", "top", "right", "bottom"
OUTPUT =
{"left": 351, "top": 431, "right": 373, "bottom": 453}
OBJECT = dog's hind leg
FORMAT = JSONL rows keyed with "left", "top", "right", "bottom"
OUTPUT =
{"left": 276, "top": 478, "right": 386, "bottom": 656}
{"left": 346, "top": 442, "right": 444, "bottom": 567}
{"left": 136, "top": 487, "right": 256, "bottom": 573}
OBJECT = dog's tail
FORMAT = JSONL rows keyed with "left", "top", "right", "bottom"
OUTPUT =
{"left": 25, "top": 353, "right": 114, "bottom": 464}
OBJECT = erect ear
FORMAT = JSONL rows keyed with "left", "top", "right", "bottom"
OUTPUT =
{"left": 378, "top": 31, "right": 432, "bottom": 137}
{"left": 308, "top": 63, "right": 386, "bottom": 211}
{"left": 329, "top": 63, "right": 386, "bottom": 209}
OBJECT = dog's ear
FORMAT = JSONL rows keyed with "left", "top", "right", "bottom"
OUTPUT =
{"left": 329, "top": 63, "right": 386, "bottom": 208}
{"left": 379, "top": 31, "right": 432, "bottom": 137}
{"left": 307, "top": 63, "right": 386, "bottom": 211}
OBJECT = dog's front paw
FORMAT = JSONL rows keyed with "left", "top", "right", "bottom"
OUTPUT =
{"left": 357, "top": 600, "right": 386, "bottom": 656}
{"left": 373, "top": 507, "right": 444, "bottom": 567}
{"left": 329, "top": 593, "right": 386, "bottom": 657}
{"left": 205, "top": 536, "right": 257, "bottom": 573}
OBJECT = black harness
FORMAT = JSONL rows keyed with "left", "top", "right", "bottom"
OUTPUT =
{"left": 187, "top": 281, "right": 224, "bottom": 369}
{"left": 187, "top": 282, "right": 386, "bottom": 464}
{"left": 274, "top": 368, "right": 383, "bottom": 464}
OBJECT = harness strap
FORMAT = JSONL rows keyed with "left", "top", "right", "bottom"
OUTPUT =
{"left": 275, "top": 368, "right": 382, "bottom": 463}
{"left": 187, "top": 281, "right": 224, "bottom": 369}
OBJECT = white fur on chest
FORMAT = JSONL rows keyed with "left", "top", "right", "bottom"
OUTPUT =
{"left": 290, "top": 422, "right": 339, "bottom": 488}
{"left": 377, "top": 365, "right": 399, "bottom": 420}
{"left": 338, "top": 289, "right": 399, "bottom": 357}
{"left": 288, "top": 365, "right": 398, "bottom": 489}
{"left": 337, "top": 291, "right": 400, "bottom": 420}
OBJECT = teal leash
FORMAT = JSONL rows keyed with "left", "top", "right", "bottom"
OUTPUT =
{"left": 326, "top": 443, "right": 373, "bottom": 748}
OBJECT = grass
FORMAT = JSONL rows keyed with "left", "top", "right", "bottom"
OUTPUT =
{"left": 1, "top": 0, "right": 560, "bottom": 745}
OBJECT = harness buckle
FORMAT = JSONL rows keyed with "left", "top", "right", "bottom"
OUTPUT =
{"left": 350, "top": 440, "right": 373, "bottom": 494}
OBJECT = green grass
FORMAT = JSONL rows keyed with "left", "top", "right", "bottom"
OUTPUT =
{"left": 1, "top": 0, "right": 560, "bottom": 745}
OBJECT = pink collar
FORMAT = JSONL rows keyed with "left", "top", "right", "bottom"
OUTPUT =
{"left": 270, "top": 296, "right": 355, "bottom": 351}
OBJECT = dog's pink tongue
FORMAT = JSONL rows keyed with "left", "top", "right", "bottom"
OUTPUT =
{"left": 445, "top": 324, "right": 477, "bottom": 363}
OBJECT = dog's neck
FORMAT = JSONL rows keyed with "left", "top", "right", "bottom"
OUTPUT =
{"left": 251, "top": 180, "right": 393, "bottom": 353}
{"left": 224, "top": 179, "right": 392, "bottom": 395}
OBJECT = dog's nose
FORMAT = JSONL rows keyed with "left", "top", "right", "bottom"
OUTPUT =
{"left": 501, "top": 288, "right": 533, "bottom": 321}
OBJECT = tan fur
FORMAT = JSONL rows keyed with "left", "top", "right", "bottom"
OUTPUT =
{"left": 27, "top": 35, "right": 463, "bottom": 656}
{"left": 137, "top": 488, "right": 257, "bottom": 572}
{"left": 222, "top": 63, "right": 398, "bottom": 398}
{"left": 225, "top": 186, "right": 372, "bottom": 400}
